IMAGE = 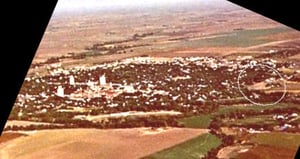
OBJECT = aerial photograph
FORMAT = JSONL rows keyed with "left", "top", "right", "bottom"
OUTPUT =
{"left": 1, "top": 0, "right": 300, "bottom": 158}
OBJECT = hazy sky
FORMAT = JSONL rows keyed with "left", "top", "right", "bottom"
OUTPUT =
{"left": 55, "top": 0, "right": 223, "bottom": 12}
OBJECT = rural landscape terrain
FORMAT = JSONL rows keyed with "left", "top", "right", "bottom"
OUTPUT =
{"left": 1, "top": 0, "right": 300, "bottom": 158}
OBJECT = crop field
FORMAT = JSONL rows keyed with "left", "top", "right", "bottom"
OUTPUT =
{"left": 222, "top": 114, "right": 278, "bottom": 126}
{"left": 177, "top": 115, "right": 212, "bottom": 129}
{"left": 236, "top": 132, "right": 300, "bottom": 159}
{"left": 250, "top": 132, "right": 300, "bottom": 148}
{"left": 172, "top": 27, "right": 292, "bottom": 48}
{"left": 141, "top": 133, "right": 221, "bottom": 159}
{"left": 215, "top": 103, "right": 300, "bottom": 116}
{"left": 0, "top": 128, "right": 208, "bottom": 159}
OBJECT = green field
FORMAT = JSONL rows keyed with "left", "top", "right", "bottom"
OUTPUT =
{"left": 177, "top": 115, "right": 212, "bottom": 128}
{"left": 187, "top": 27, "right": 291, "bottom": 47}
{"left": 161, "top": 27, "right": 291, "bottom": 50}
{"left": 142, "top": 133, "right": 221, "bottom": 159}
{"left": 223, "top": 114, "right": 278, "bottom": 126}
{"left": 250, "top": 132, "right": 300, "bottom": 149}
{"left": 215, "top": 103, "right": 299, "bottom": 116}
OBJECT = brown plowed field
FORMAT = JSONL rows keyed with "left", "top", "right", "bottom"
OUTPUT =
{"left": 0, "top": 128, "right": 208, "bottom": 159}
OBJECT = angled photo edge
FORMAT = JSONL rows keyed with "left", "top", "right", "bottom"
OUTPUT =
{"left": 0, "top": 1, "right": 58, "bottom": 134}
{"left": 227, "top": 0, "right": 300, "bottom": 31}
{"left": 295, "top": 146, "right": 300, "bottom": 159}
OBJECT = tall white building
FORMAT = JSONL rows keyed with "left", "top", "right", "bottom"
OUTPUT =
{"left": 99, "top": 74, "right": 106, "bottom": 86}
{"left": 69, "top": 75, "right": 75, "bottom": 85}
{"left": 57, "top": 85, "right": 64, "bottom": 97}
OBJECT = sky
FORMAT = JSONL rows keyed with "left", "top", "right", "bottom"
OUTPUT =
{"left": 54, "top": 0, "right": 223, "bottom": 12}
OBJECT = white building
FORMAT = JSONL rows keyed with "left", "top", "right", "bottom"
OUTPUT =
{"left": 57, "top": 85, "right": 64, "bottom": 97}
{"left": 290, "top": 113, "right": 298, "bottom": 118}
{"left": 124, "top": 85, "right": 135, "bottom": 93}
{"left": 87, "top": 80, "right": 94, "bottom": 87}
{"left": 69, "top": 75, "right": 75, "bottom": 85}
{"left": 99, "top": 75, "right": 106, "bottom": 86}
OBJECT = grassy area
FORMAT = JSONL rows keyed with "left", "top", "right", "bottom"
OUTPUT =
{"left": 177, "top": 115, "right": 212, "bottom": 128}
{"left": 189, "top": 27, "right": 291, "bottom": 47}
{"left": 223, "top": 115, "right": 278, "bottom": 126}
{"left": 162, "top": 27, "right": 291, "bottom": 49}
{"left": 210, "top": 103, "right": 299, "bottom": 127}
{"left": 141, "top": 133, "right": 221, "bottom": 159}
{"left": 215, "top": 103, "right": 299, "bottom": 116}
{"left": 250, "top": 132, "right": 300, "bottom": 149}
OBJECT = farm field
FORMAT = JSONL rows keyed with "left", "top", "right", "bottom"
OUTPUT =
{"left": 142, "top": 133, "right": 221, "bottom": 159}
{"left": 0, "top": 128, "right": 208, "bottom": 159}
{"left": 235, "top": 132, "right": 300, "bottom": 159}
{"left": 177, "top": 115, "right": 212, "bottom": 129}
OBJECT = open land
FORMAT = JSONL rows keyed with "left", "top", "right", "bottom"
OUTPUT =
{"left": 0, "top": 128, "right": 208, "bottom": 159}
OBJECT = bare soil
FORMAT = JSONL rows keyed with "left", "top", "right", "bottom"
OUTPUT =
{"left": 0, "top": 132, "right": 27, "bottom": 144}
{"left": 0, "top": 128, "right": 208, "bottom": 159}
{"left": 237, "top": 145, "right": 298, "bottom": 159}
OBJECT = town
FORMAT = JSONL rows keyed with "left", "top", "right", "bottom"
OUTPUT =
{"left": 5, "top": 55, "right": 300, "bottom": 132}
